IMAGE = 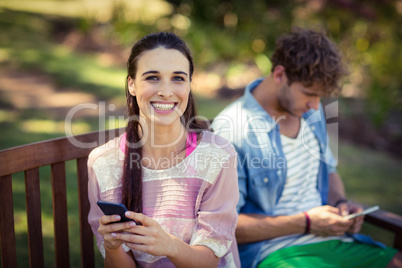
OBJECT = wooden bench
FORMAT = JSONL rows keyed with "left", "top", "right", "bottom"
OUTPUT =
{"left": 0, "top": 128, "right": 401, "bottom": 267}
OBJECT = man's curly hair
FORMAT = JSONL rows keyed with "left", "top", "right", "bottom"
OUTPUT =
{"left": 270, "top": 28, "right": 347, "bottom": 96}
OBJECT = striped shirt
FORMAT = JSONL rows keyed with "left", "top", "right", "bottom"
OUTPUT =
{"left": 274, "top": 118, "right": 322, "bottom": 215}
{"left": 259, "top": 118, "right": 351, "bottom": 260}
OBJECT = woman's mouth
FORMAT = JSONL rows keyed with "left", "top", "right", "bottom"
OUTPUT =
{"left": 151, "top": 102, "right": 176, "bottom": 111}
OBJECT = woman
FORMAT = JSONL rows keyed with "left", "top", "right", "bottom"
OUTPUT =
{"left": 87, "top": 32, "right": 240, "bottom": 267}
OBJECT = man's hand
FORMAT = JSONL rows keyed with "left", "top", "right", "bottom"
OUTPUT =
{"left": 337, "top": 202, "right": 364, "bottom": 234}
{"left": 306, "top": 205, "right": 353, "bottom": 237}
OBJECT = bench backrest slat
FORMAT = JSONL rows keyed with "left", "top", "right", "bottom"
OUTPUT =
{"left": 0, "top": 128, "right": 124, "bottom": 268}
{"left": 0, "top": 175, "right": 17, "bottom": 268}
{"left": 25, "top": 168, "right": 45, "bottom": 268}
{"left": 51, "top": 162, "right": 70, "bottom": 268}
{"left": 77, "top": 157, "right": 95, "bottom": 268}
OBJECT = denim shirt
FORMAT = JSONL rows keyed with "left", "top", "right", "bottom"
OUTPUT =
{"left": 212, "top": 78, "right": 338, "bottom": 268}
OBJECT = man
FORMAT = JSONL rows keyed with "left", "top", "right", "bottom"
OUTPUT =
{"left": 212, "top": 28, "right": 401, "bottom": 268}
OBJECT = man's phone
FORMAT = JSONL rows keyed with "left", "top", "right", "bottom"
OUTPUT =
{"left": 97, "top": 200, "right": 138, "bottom": 224}
{"left": 344, "top": 205, "right": 379, "bottom": 220}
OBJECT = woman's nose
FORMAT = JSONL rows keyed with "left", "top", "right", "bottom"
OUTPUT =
{"left": 157, "top": 81, "right": 173, "bottom": 98}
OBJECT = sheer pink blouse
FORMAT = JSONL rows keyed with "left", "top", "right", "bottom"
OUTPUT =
{"left": 87, "top": 131, "right": 240, "bottom": 267}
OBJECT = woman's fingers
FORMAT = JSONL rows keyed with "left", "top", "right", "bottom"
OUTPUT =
{"left": 99, "top": 214, "right": 121, "bottom": 225}
{"left": 117, "top": 212, "right": 176, "bottom": 256}
{"left": 124, "top": 243, "right": 155, "bottom": 255}
{"left": 124, "top": 211, "right": 154, "bottom": 227}
{"left": 98, "top": 211, "right": 175, "bottom": 256}
{"left": 113, "top": 231, "right": 153, "bottom": 244}
{"left": 99, "top": 215, "right": 137, "bottom": 234}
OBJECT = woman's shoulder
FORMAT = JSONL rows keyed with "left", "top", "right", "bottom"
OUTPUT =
{"left": 88, "top": 133, "right": 124, "bottom": 167}
{"left": 199, "top": 130, "right": 237, "bottom": 158}
{"left": 87, "top": 133, "right": 125, "bottom": 193}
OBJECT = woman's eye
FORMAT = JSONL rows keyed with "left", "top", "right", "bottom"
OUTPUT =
{"left": 146, "top": 76, "right": 159, "bottom": 81}
{"left": 173, "top": 76, "right": 185, "bottom": 81}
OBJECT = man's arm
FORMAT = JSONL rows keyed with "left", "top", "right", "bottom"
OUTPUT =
{"left": 327, "top": 172, "right": 346, "bottom": 206}
{"left": 236, "top": 213, "right": 305, "bottom": 244}
{"left": 236, "top": 173, "right": 355, "bottom": 244}
{"left": 327, "top": 172, "right": 364, "bottom": 233}
{"left": 236, "top": 204, "right": 353, "bottom": 244}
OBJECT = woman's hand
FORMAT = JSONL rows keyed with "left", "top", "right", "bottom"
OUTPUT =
{"left": 113, "top": 212, "right": 179, "bottom": 258}
{"left": 98, "top": 214, "right": 137, "bottom": 251}
{"left": 100, "top": 211, "right": 219, "bottom": 267}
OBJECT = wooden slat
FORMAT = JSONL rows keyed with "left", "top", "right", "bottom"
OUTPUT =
{"left": 51, "top": 162, "right": 70, "bottom": 268}
{"left": 76, "top": 157, "right": 94, "bottom": 268}
{"left": 25, "top": 168, "right": 45, "bottom": 268}
{"left": 0, "top": 175, "right": 17, "bottom": 268}
{"left": 0, "top": 128, "right": 124, "bottom": 177}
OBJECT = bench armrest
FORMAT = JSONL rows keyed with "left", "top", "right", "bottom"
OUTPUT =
{"left": 364, "top": 207, "right": 402, "bottom": 250}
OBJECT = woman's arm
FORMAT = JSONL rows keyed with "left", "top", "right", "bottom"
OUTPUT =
{"left": 105, "top": 247, "right": 136, "bottom": 268}
{"left": 168, "top": 238, "right": 219, "bottom": 268}
{"left": 98, "top": 213, "right": 138, "bottom": 267}
{"left": 113, "top": 151, "right": 239, "bottom": 267}
{"left": 114, "top": 212, "right": 219, "bottom": 268}
{"left": 87, "top": 144, "right": 137, "bottom": 267}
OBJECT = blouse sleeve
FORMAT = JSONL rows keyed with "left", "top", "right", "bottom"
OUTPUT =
{"left": 190, "top": 152, "right": 239, "bottom": 258}
{"left": 87, "top": 150, "right": 107, "bottom": 257}
{"left": 87, "top": 146, "right": 131, "bottom": 258}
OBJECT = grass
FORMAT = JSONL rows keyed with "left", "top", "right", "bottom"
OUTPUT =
{"left": 338, "top": 142, "right": 402, "bottom": 215}
{"left": 337, "top": 142, "right": 402, "bottom": 246}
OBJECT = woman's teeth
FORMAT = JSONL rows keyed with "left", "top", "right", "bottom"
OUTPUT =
{"left": 152, "top": 103, "right": 175, "bottom": 111}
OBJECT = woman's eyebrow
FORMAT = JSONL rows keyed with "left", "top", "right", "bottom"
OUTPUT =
{"left": 142, "top": 70, "right": 159, "bottom": 76}
{"left": 141, "top": 71, "right": 188, "bottom": 76}
{"left": 174, "top": 71, "right": 188, "bottom": 76}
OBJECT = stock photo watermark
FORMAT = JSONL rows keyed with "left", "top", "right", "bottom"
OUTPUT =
{"left": 64, "top": 100, "right": 339, "bottom": 168}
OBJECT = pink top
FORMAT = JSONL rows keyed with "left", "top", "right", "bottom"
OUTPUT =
{"left": 119, "top": 131, "right": 197, "bottom": 157}
{"left": 87, "top": 131, "right": 240, "bottom": 267}
{"left": 186, "top": 131, "right": 197, "bottom": 157}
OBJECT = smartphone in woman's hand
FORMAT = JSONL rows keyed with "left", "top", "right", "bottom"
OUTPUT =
{"left": 97, "top": 201, "right": 139, "bottom": 224}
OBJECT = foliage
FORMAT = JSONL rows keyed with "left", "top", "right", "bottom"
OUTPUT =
{"left": 162, "top": 0, "right": 402, "bottom": 124}
{"left": 1, "top": 1, "right": 402, "bottom": 266}
{"left": 3, "top": 1, "right": 401, "bottom": 123}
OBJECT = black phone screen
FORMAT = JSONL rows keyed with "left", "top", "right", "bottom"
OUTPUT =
{"left": 97, "top": 201, "right": 135, "bottom": 223}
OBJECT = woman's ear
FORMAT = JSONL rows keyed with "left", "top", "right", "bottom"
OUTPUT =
{"left": 127, "top": 77, "right": 136, "bottom": 96}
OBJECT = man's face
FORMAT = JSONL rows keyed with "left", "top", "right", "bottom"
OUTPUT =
{"left": 278, "top": 81, "right": 323, "bottom": 117}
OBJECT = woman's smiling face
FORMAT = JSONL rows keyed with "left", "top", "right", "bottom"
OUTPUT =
{"left": 127, "top": 47, "right": 191, "bottom": 128}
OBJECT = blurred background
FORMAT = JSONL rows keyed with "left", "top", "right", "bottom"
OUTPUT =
{"left": 0, "top": 0, "right": 401, "bottom": 267}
